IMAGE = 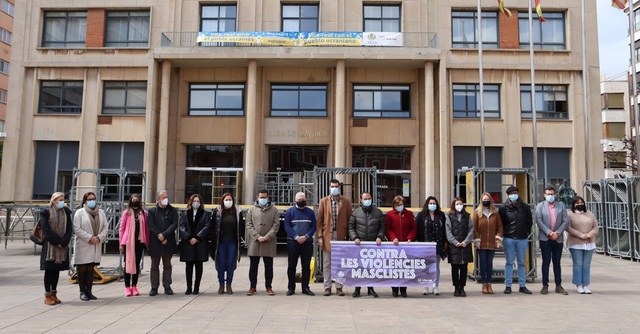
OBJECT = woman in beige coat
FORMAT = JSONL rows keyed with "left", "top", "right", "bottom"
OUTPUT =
{"left": 72, "top": 192, "right": 108, "bottom": 301}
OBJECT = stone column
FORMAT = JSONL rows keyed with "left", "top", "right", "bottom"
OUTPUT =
{"left": 156, "top": 60, "right": 171, "bottom": 193}
{"left": 335, "top": 60, "right": 346, "bottom": 168}
{"left": 244, "top": 60, "right": 258, "bottom": 204}
{"left": 424, "top": 62, "right": 435, "bottom": 198}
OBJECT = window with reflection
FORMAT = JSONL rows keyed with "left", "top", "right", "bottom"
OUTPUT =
{"left": 42, "top": 11, "right": 87, "bottom": 47}
{"left": 282, "top": 4, "right": 318, "bottom": 32}
{"left": 453, "top": 84, "right": 500, "bottom": 118}
{"left": 519, "top": 12, "right": 565, "bottom": 50}
{"left": 353, "top": 85, "right": 410, "bottom": 118}
{"left": 271, "top": 84, "right": 327, "bottom": 117}
{"left": 520, "top": 84, "right": 568, "bottom": 119}
{"left": 189, "top": 84, "right": 245, "bottom": 116}
{"left": 39, "top": 81, "right": 84, "bottom": 114}
{"left": 451, "top": 11, "right": 498, "bottom": 49}
{"left": 363, "top": 5, "right": 400, "bottom": 32}
{"left": 102, "top": 81, "right": 147, "bottom": 114}
{"left": 105, "top": 11, "right": 150, "bottom": 47}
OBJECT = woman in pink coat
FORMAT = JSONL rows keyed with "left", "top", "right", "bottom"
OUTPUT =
{"left": 119, "top": 194, "right": 149, "bottom": 297}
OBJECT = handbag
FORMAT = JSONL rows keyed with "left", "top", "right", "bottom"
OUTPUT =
{"left": 30, "top": 221, "right": 44, "bottom": 245}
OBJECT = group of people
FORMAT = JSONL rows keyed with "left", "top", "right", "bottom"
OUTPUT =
{"left": 38, "top": 182, "right": 599, "bottom": 305}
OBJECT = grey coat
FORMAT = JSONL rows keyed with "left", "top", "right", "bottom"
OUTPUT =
{"left": 348, "top": 205, "right": 385, "bottom": 241}
{"left": 245, "top": 202, "right": 280, "bottom": 257}
{"left": 535, "top": 201, "right": 569, "bottom": 243}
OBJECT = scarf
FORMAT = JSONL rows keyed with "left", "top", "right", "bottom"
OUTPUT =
{"left": 125, "top": 209, "right": 148, "bottom": 274}
{"left": 46, "top": 207, "right": 68, "bottom": 264}
{"left": 84, "top": 205, "right": 100, "bottom": 236}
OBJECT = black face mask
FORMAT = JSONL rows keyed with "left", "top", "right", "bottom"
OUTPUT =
{"left": 296, "top": 200, "right": 306, "bottom": 208}
{"left": 576, "top": 205, "right": 586, "bottom": 212}
{"left": 482, "top": 200, "right": 491, "bottom": 207}
{"left": 131, "top": 201, "right": 140, "bottom": 209}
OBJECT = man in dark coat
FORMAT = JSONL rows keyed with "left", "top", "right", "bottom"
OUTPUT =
{"left": 147, "top": 190, "right": 179, "bottom": 296}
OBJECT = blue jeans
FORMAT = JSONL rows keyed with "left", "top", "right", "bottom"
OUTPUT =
{"left": 477, "top": 249, "right": 495, "bottom": 283}
{"left": 540, "top": 239, "right": 564, "bottom": 286}
{"left": 216, "top": 239, "right": 236, "bottom": 286}
{"left": 503, "top": 238, "right": 528, "bottom": 287}
{"left": 569, "top": 248, "right": 594, "bottom": 286}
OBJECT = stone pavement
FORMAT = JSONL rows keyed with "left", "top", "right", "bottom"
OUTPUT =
{"left": 0, "top": 241, "right": 637, "bottom": 333}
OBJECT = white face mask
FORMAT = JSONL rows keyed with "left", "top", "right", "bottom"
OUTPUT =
{"left": 455, "top": 204, "right": 464, "bottom": 212}
{"left": 160, "top": 198, "right": 169, "bottom": 206}
{"left": 192, "top": 202, "right": 200, "bottom": 210}
{"left": 224, "top": 200, "right": 233, "bottom": 209}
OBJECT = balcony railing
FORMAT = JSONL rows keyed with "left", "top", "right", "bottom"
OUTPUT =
{"left": 160, "top": 31, "right": 437, "bottom": 48}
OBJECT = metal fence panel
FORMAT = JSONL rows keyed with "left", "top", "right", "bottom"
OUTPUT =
{"left": 582, "top": 180, "right": 607, "bottom": 254}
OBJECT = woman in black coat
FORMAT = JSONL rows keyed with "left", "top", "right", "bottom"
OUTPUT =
{"left": 415, "top": 196, "right": 447, "bottom": 296}
{"left": 179, "top": 194, "right": 211, "bottom": 295}
{"left": 445, "top": 197, "right": 474, "bottom": 297}
{"left": 40, "top": 192, "right": 73, "bottom": 305}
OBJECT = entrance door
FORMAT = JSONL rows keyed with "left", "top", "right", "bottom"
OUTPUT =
{"left": 376, "top": 170, "right": 412, "bottom": 207}
{"left": 185, "top": 167, "right": 243, "bottom": 204}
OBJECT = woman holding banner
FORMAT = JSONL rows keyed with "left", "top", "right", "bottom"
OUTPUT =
{"left": 416, "top": 196, "right": 447, "bottom": 296}
{"left": 472, "top": 192, "right": 503, "bottom": 295}
{"left": 385, "top": 195, "right": 416, "bottom": 297}
{"left": 445, "top": 197, "right": 474, "bottom": 297}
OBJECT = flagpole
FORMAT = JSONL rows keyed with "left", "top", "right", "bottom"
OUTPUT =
{"left": 529, "top": 0, "right": 539, "bottom": 201}
{"left": 478, "top": 0, "right": 486, "bottom": 169}
{"left": 581, "top": 0, "right": 590, "bottom": 179}
{"left": 631, "top": 1, "right": 640, "bottom": 174}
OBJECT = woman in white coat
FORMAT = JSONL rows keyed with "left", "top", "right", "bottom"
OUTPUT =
{"left": 73, "top": 192, "right": 108, "bottom": 301}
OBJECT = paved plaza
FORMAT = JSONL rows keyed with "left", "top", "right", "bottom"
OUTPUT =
{"left": 0, "top": 241, "right": 637, "bottom": 333}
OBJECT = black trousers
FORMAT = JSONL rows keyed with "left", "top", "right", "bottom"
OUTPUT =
{"left": 249, "top": 256, "right": 273, "bottom": 289}
{"left": 185, "top": 261, "right": 204, "bottom": 289}
{"left": 123, "top": 242, "right": 144, "bottom": 287}
{"left": 287, "top": 239, "right": 313, "bottom": 290}
{"left": 76, "top": 264, "right": 95, "bottom": 293}
{"left": 451, "top": 264, "right": 468, "bottom": 287}
{"left": 44, "top": 270, "right": 60, "bottom": 292}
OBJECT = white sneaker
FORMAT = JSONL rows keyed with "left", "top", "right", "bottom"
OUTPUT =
{"left": 576, "top": 285, "right": 585, "bottom": 294}
{"left": 433, "top": 287, "right": 440, "bottom": 295}
{"left": 583, "top": 285, "right": 591, "bottom": 294}
{"left": 422, "top": 287, "right": 429, "bottom": 295}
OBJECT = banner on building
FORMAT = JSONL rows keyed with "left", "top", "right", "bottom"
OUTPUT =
{"left": 196, "top": 31, "right": 403, "bottom": 47}
{"left": 330, "top": 241, "right": 437, "bottom": 287}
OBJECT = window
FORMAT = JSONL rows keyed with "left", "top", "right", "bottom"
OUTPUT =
{"left": 189, "top": 84, "right": 244, "bottom": 116}
{"left": 1, "top": 0, "right": 13, "bottom": 16}
{"left": 451, "top": 11, "right": 498, "bottom": 49}
{"left": 186, "top": 145, "right": 244, "bottom": 203}
{"left": 453, "top": 147, "right": 503, "bottom": 203}
{"left": 268, "top": 146, "right": 327, "bottom": 172}
{"left": 0, "top": 27, "right": 11, "bottom": 45}
{"left": 39, "top": 81, "right": 83, "bottom": 114}
{"left": 520, "top": 85, "right": 568, "bottom": 119}
{"left": 363, "top": 5, "right": 400, "bottom": 32}
{"left": 453, "top": 84, "right": 500, "bottom": 118}
{"left": 282, "top": 4, "right": 318, "bottom": 32}
{"left": 105, "top": 11, "right": 150, "bottom": 47}
{"left": 635, "top": 8, "right": 640, "bottom": 32}
{"left": 201, "top": 5, "right": 237, "bottom": 31}
{"left": 519, "top": 12, "right": 565, "bottom": 50}
{"left": 32, "top": 141, "right": 79, "bottom": 200}
{"left": 0, "top": 59, "right": 9, "bottom": 74}
{"left": 352, "top": 146, "right": 411, "bottom": 207}
{"left": 522, "top": 148, "right": 570, "bottom": 197}
{"left": 42, "top": 11, "right": 87, "bottom": 47}
{"left": 605, "top": 152, "right": 628, "bottom": 169}
{"left": 353, "top": 85, "right": 410, "bottom": 118}
{"left": 99, "top": 142, "right": 144, "bottom": 200}
{"left": 102, "top": 81, "right": 147, "bottom": 114}
{"left": 604, "top": 122, "right": 626, "bottom": 139}
{"left": 271, "top": 84, "right": 327, "bottom": 117}
{"left": 636, "top": 46, "right": 640, "bottom": 64}
{"left": 0, "top": 88, "right": 6, "bottom": 103}
{"left": 602, "top": 93, "right": 625, "bottom": 110}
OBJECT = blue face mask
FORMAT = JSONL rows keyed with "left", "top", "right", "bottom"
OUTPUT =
{"left": 428, "top": 204, "right": 437, "bottom": 212}
{"left": 395, "top": 205, "right": 404, "bottom": 212}
{"left": 56, "top": 201, "right": 65, "bottom": 209}
{"left": 362, "top": 199, "right": 372, "bottom": 207}
{"left": 545, "top": 195, "right": 555, "bottom": 203}
{"left": 87, "top": 200, "right": 96, "bottom": 209}
{"left": 258, "top": 198, "right": 268, "bottom": 206}
{"left": 330, "top": 187, "right": 340, "bottom": 196}
{"left": 509, "top": 194, "right": 519, "bottom": 201}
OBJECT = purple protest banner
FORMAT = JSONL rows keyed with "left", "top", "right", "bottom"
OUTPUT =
{"left": 330, "top": 241, "right": 437, "bottom": 287}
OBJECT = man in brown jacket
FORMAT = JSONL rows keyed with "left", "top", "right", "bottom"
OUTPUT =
{"left": 245, "top": 189, "right": 280, "bottom": 296}
{"left": 317, "top": 179, "right": 352, "bottom": 296}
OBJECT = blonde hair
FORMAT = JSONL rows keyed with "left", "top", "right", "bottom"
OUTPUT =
{"left": 475, "top": 192, "right": 497, "bottom": 216}
{"left": 49, "top": 192, "right": 65, "bottom": 207}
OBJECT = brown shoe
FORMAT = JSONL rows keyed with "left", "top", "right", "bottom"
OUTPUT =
{"left": 323, "top": 288, "right": 331, "bottom": 296}
{"left": 246, "top": 288, "right": 257, "bottom": 296}
{"left": 482, "top": 284, "right": 488, "bottom": 294}
{"left": 44, "top": 292, "right": 56, "bottom": 305}
{"left": 226, "top": 285, "right": 233, "bottom": 295}
{"left": 51, "top": 290, "right": 61, "bottom": 304}
{"left": 266, "top": 288, "right": 275, "bottom": 296}
{"left": 218, "top": 285, "right": 225, "bottom": 295}
{"left": 336, "top": 288, "right": 345, "bottom": 296}
{"left": 487, "top": 284, "right": 494, "bottom": 294}
{"left": 555, "top": 285, "right": 568, "bottom": 295}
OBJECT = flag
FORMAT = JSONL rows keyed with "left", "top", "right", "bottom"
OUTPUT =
{"left": 498, "top": 0, "right": 512, "bottom": 17}
{"left": 612, "top": 0, "right": 628, "bottom": 10}
{"left": 535, "top": 0, "right": 546, "bottom": 22}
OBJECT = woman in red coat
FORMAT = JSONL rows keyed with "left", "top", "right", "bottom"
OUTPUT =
{"left": 385, "top": 195, "right": 417, "bottom": 297}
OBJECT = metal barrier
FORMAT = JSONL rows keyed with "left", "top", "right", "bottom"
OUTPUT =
{"left": 0, "top": 203, "right": 45, "bottom": 250}
{"left": 255, "top": 171, "right": 316, "bottom": 207}
{"left": 582, "top": 180, "right": 607, "bottom": 254}
{"left": 603, "top": 179, "right": 634, "bottom": 258}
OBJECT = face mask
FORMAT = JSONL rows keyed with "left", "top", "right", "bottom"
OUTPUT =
{"left": 428, "top": 204, "right": 437, "bottom": 212}
{"left": 576, "top": 205, "right": 586, "bottom": 212}
{"left": 395, "top": 205, "right": 404, "bottom": 212}
{"left": 258, "top": 198, "right": 268, "bottom": 206}
{"left": 224, "top": 200, "right": 234, "bottom": 209}
{"left": 192, "top": 202, "right": 200, "bottom": 210}
{"left": 296, "top": 200, "right": 306, "bottom": 208}
{"left": 545, "top": 195, "right": 555, "bottom": 203}
{"left": 508, "top": 194, "right": 519, "bottom": 201}
{"left": 482, "top": 200, "right": 491, "bottom": 207}
{"left": 455, "top": 204, "right": 464, "bottom": 212}
{"left": 87, "top": 200, "right": 96, "bottom": 209}
{"left": 56, "top": 201, "right": 65, "bottom": 209}
{"left": 131, "top": 201, "right": 140, "bottom": 209}
{"left": 362, "top": 199, "right": 372, "bottom": 207}
{"left": 330, "top": 187, "right": 340, "bottom": 196}
{"left": 160, "top": 198, "right": 169, "bottom": 206}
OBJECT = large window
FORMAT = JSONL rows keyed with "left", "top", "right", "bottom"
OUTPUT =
{"left": 352, "top": 146, "right": 411, "bottom": 207}
{"left": 282, "top": 4, "right": 318, "bottom": 32}
{"left": 522, "top": 148, "right": 570, "bottom": 199}
{"left": 451, "top": 11, "right": 498, "bottom": 49}
{"left": 363, "top": 5, "right": 400, "bottom": 32}
{"left": 102, "top": 81, "right": 147, "bottom": 115}
{"left": 186, "top": 145, "right": 244, "bottom": 204}
{"left": 519, "top": 12, "right": 565, "bottom": 50}
{"left": 42, "top": 11, "right": 87, "bottom": 47}
{"left": 99, "top": 142, "right": 144, "bottom": 201}
{"left": 271, "top": 84, "right": 327, "bottom": 117}
{"left": 105, "top": 11, "right": 150, "bottom": 47}
{"left": 453, "top": 84, "right": 500, "bottom": 118}
{"left": 353, "top": 85, "right": 410, "bottom": 118}
{"left": 453, "top": 147, "right": 503, "bottom": 203}
{"left": 0, "top": 27, "right": 11, "bottom": 45}
{"left": 601, "top": 93, "right": 625, "bottom": 110}
{"left": 39, "top": 81, "right": 83, "bottom": 114}
{"left": 189, "top": 84, "right": 244, "bottom": 116}
{"left": 33, "top": 141, "right": 79, "bottom": 200}
{"left": 520, "top": 84, "right": 568, "bottom": 119}
{"left": 201, "top": 5, "right": 237, "bottom": 31}
{"left": 1, "top": 0, "right": 14, "bottom": 16}
{"left": 603, "top": 122, "right": 626, "bottom": 139}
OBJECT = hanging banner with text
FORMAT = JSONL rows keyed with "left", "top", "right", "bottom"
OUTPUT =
{"left": 331, "top": 241, "right": 437, "bottom": 287}
{"left": 196, "top": 32, "right": 403, "bottom": 47}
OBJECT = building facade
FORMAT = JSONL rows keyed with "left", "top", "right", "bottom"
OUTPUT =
{"left": 0, "top": 0, "right": 604, "bottom": 206}
{"left": 600, "top": 75, "right": 633, "bottom": 178}
{"left": 0, "top": 0, "right": 14, "bottom": 162}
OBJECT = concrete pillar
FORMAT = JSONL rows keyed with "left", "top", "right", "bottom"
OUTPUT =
{"left": 244, "top": 60, "right": 258, "bottom": 205}
{"left": 335, "top": 60, "right": 346, "bottom": 168}
{"left": 438, "top": 61, "right": 451, "bottom": 202}
{"left": 424, "top": 62, "right": 435, "bottom": 198}
{"left": 156, "top": 60, "right": 171, "bottom": 193}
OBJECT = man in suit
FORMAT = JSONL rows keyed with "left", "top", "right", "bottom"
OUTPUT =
{"left": 317, "top": 179, "right": 352, "bottom": 296}
{"left": 535, "top": 185, "right": 569, "bottom": 295}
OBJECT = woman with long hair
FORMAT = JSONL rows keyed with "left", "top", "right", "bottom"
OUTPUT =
{"left": 567, "top": 196, "right": 599, "bottom": 294}
{"left": 211, "top": 192, "right": 243, "bottom": 294}
{"left": 472, "top": 192, "right": 503, "bottom": 294}
{"left": 415, "top": 196, "right": 447, "bottom": 296}
{"left": 118, "top": 194, "right": 149, "bottom": 297}
{"left": 40, "top": 192, "right": 73, "bottom": 305}
{"left": 179, "top": 194, "right": 211, "bottom": 295}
